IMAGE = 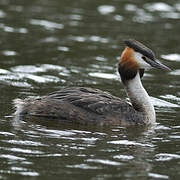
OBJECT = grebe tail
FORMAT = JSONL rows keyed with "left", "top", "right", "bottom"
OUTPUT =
{"left": 14, "top": 39, "right": 170, "bottom": 126}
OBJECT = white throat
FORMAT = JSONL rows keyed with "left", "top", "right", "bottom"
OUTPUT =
{"left": 124, "top": 73, "right": 156, "bottom": 124}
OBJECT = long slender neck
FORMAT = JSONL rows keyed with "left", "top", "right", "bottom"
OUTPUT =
{"left": 124, "top": 72, "right": 156, "bottom": 124}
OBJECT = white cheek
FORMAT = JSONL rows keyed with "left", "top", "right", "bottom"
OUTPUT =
{"left": 133, "top": 52, "right": 151, "bottom": 69}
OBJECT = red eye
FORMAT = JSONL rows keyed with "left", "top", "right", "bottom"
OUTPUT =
{"left": 142, "top": 56, "right": 146, "bottom": 60}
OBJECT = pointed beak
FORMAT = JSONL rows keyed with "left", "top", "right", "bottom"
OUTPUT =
{"left": 146, "top": 59, "right": 171, "bottom": 71}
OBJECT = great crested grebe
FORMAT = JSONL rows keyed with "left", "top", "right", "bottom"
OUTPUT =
{"left": 14, "top": 39, "right": 170, "bottom": 126}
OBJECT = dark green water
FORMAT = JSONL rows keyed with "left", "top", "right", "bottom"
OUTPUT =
{"left": 0, "top": 0, "right": 180, "bottom": 179}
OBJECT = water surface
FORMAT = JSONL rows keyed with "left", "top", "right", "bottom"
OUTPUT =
{"left": 0, "top": 0, "right": 180, "bottom": 179}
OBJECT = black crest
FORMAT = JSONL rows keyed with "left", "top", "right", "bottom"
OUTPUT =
{"left": 124, "top": 39, "right": 155, "bottom": 61}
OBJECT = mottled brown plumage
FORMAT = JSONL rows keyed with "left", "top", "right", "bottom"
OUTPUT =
{"left": 17, "top": 87, "right": 145, "bottom": 125}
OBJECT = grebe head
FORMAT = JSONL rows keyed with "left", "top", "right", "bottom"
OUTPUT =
{"left": 119, "top": 39, "right": 171, "bottom": 83}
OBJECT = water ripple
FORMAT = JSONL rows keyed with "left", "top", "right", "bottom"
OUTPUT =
{"left": 0, "top": 131, "right": 14, "bottom": 136}
{"left": 67, "top": 163, "right": 101, "bottom": 169}
{"left": 15, "top": 171, "right": 39, "bottom": 177}
{"left": 151, "top": 97, "right": 179, "bottom": 108}
{"left": 125, "top": 4, "right": 137, "bottom": 12}
{"left": 155, "top": 153, "right": 180, "bottom": 161}
{"left": 160, "top": 95, "right": 180, "bottom": 105}
{"left": 69, "top": 35, "right": 109, "bottom": 43}
{"left": 37, "top": 129, "right": 76, "bottom": 138}
{"left": 133, "top": 9, "right": 154, "bottom": 23}
{"left": 0, "top": 64, "right": 70, "bottom": 86}
{"left": 94, "top": 56, "right": 107, "bottom": 62}
{"left": 57, "top": 46, "right": 69, "bottom": 52}
{"left": 69, "top": 14, "right": 82, "bottom": 21}
{"left": 11, "top": 64, "right": 68, "bottom": 74}
{"left": 0, "top": 0, "right": 179, "bottom": 179}
{"left": 11, "top": 65, "right": 44, "bottom": 73}
{"left": 114, "top": 15, "right": 123, "bottom": 21}
{"left": 148, "top": 173, "right": 169, "bottom": 179}
{"left": 144, "top": 3, "right": 173, "bottom": 12}
{"left": 113, "top": 155, "right": 134, "bottom": 161}
{"left": 97, "top": 5, "right": 115, "bottom": 15}
{"left": 30, "top": 19, "right": 64, "bottom": 30}
{"left": 108, "top": 140, "right": 155, "bottom": 147}
{"left": 0, "top": 23, "right": 28, "bottom": 33}
{"left": 169, "top": 135, "right": 180, "bottom": 139}
{"left": 160, "top": 12, "right": 180, "bottom": 19}
{"left": 2, "top": 140, "right": 46, "bottom": 147}
{"left": 2, "top": 50, "right": 17, "bottom": 56}
{"left": 162, "top": 54, "right": 180, "bottom": 62}
{"left": 88, "top": 72, "right": 117, "bottom": 80}
{"left": 0, "top": 69, "right": 10, "bottom": 74}
{"left": 86, "top": 159, "right": 122, "bottom": 166}
{"left": 169, "top": 69, "right": 180, "bottom": 76}
{"left": 8, "top": 148, "right": 43, "bottom": 154}
{"left": 0, "top": 154, "right": 25, "bottom": 161}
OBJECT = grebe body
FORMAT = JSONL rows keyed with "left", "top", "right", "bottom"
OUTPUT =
{"left": 14, "top": 39, "right": 170, "bottom": 126}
